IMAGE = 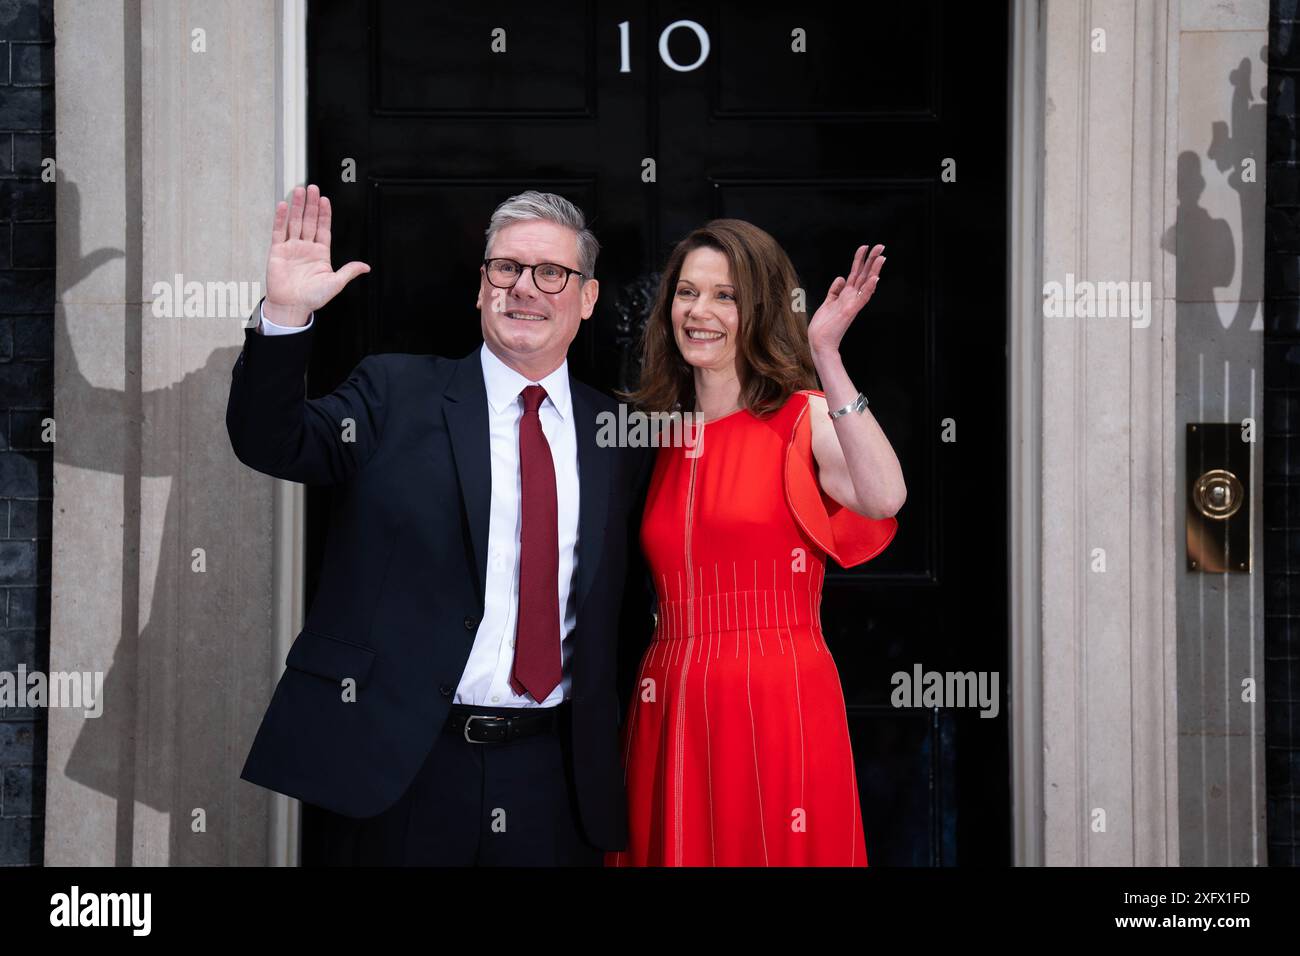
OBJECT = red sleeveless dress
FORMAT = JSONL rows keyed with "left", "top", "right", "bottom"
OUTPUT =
{"left": 606, "top": 390, "right": 898, "bottom": 867}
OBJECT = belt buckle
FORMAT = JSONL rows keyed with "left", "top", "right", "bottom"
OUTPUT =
{"left": 463, "top": 714, "right": 506, "bottom": 743}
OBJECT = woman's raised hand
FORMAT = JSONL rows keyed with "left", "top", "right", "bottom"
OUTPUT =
{"left": 807, "top": 243, "right": 885, "bottom": 354}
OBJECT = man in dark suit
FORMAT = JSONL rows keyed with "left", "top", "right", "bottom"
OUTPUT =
{"left": 227, "top": 184, "right": 651, "bottom": 865}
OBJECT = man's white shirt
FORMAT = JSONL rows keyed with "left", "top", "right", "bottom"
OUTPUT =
{"left": 257, "top": 300, "right": 316, "bottom": 334}
{"left": 257, "top": 301, "right": 578, "bottom": 707}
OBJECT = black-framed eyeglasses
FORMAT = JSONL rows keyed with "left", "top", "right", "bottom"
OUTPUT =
{"left": 483, "top": 257, "right": 586, "bottom": 294}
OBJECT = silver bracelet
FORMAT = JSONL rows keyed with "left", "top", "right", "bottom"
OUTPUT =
{"left": 827, "top": 392, "right": 869, "bottom": 420}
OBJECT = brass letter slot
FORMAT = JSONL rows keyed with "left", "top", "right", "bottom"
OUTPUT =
{"left": 1186, "top": 423, "right": 1250, "bottom": 573}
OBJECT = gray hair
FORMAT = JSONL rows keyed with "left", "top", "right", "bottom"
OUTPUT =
{"left": 483, "top": 190, "right": 599, "bottom": 281}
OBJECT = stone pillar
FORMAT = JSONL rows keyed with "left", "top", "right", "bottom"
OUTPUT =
{"left": 47, "top": 0, "right": 296, "bottom": 865}
{"left": 1034, "top": 0, "right": 1270, "bottom": 865}
{"left": 1169, "top": 0, "right": 1270, "bottom": 866}
{"left": 1038, "top": 0, "right": 1183, "bottom": 865}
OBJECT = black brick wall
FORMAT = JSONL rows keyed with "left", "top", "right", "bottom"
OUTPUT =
{"left": 0, "top": 0, "right": 53, "bottom": 867}
{"left": 1267, "top": 0, "right": 1300, "bottom": 868}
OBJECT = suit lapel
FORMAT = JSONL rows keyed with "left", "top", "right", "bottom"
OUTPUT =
{"left": 570, "top": 378, "right": 610, "bottom": 619}
{"left": 442, "top": 352, "right": 491, "bottom": 604}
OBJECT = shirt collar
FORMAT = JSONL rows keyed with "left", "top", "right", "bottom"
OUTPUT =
{"left": 479, "top": 342, "right": 571, "bottom": 421}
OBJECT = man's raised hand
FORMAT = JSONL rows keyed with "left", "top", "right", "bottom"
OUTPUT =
{"left": 263, "top": 184, "right": 371, "bottom": 327}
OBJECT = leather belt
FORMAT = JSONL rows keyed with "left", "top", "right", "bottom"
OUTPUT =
{"left": 446, "top": 702, "right": 565, "bottom": 743}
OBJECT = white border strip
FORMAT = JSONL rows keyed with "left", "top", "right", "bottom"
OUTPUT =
{"left": 269, "top": 0, "right": 309, "bottom": 868}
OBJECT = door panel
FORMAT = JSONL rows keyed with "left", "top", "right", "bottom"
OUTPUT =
{"left": 305, "top": 0, "right": 1009, "bottom": 866}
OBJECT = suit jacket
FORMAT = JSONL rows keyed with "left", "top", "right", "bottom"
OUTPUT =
{"left": 226, "top": 301, "right": 653, "bottom": 850}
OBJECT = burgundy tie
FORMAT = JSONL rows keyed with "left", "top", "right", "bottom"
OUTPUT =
{"left": 510, "top": 384, "right": 562, "bottom": 701}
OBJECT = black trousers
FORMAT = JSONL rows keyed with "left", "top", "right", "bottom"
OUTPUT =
{"left": 302, "top": 701, "right": 604, "bottom": 866}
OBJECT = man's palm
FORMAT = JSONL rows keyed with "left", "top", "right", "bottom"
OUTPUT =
{"left": 268, "top": 236, "right": 349, "bottom": 312}
{"left": 265, "top": 184, "right": 370, "bottom": 317}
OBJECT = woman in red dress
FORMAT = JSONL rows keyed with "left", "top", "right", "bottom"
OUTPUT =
{"left": 607, "top": 221, "right": 906, "bottom": 867}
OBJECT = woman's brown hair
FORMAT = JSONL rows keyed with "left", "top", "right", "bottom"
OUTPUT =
{"left": 623, "top": 219, "right": 819, "bottom": 417}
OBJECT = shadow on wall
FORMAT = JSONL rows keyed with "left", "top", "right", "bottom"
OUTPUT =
{"left": 51, "top": 177, "right": 249, "bottom": 864}
{"left": 1160, "top": 50, "right": 1266, "bottom": 328}
{"left": 1160, "top": 45, "right": 1268, "bottom": 868}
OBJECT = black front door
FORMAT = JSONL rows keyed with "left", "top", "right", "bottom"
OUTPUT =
{"left": 305, "top": 0, "right": 1009, "bottom": 866}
